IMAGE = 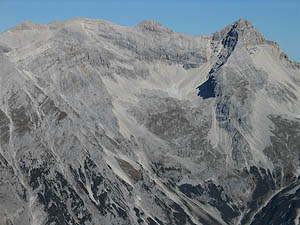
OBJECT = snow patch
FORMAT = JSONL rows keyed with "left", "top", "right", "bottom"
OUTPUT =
{"left": 166, "top": 84, "right": 180, "bottom": 98}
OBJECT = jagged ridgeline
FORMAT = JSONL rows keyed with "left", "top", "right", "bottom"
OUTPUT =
{"left": 0, "top": 18, "right": 300, "bottom": 225}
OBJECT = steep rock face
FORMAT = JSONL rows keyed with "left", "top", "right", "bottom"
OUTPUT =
{"left": 0, "top": 18, "right": 300, "bottom": 225}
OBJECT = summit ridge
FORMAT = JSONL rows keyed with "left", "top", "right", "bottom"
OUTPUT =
{"left": 0, "top": 18, "right": 300, "bottom": 225}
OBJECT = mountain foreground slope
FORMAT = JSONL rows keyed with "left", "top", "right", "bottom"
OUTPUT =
{"left": 1, "top": 18, "right": 300, "bottom": 225}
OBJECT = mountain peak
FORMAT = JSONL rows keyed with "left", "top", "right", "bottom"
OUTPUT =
{"left": 233, "top": 18, "right": 261, "bottom": 34}
{"left": 137, "top": 20, "right": 172, "bottom": 33}
{"left": 234, "top": 18, "right": 253, "bottom": 28}
{"left": 1, "top": 16, "right": 300, "bottom": 225}
{"left": 218, "top": 18, "right": 265, "bottom": 45}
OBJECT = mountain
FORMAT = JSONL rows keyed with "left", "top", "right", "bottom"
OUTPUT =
{"left": 0, "top": 18, "right": 300, "bottom": 225}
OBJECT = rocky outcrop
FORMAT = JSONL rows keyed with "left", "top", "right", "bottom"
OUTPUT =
{"left": 0, "top": 18, "right": 300, "bottom": 225}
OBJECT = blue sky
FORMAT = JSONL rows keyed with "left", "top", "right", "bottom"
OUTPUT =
{"left": 0, "top": 0, "right": 299, "bottom": 61}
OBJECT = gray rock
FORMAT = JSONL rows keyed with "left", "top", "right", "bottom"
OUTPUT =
{"left": 0, "top": 17, "right": 300, "bottom": 225}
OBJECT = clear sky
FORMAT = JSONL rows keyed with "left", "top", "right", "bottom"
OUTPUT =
{"left": 0, "top": 0, "right": 299, "bottom": 61}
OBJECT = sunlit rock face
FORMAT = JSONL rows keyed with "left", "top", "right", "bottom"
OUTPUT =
{"left": 1, "top": 17, "right": 300, "bottom": 225}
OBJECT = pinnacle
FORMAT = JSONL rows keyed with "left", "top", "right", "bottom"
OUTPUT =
{"left": 229, "top": 18, "right": 265, "bottom": 44}
{"left": 233, "top": 18, "right": 255, "bottom": 31}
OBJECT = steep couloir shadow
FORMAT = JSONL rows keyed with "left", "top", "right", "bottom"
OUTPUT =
{"left": 197, "top": 76, "right": 216, "bottom": 99}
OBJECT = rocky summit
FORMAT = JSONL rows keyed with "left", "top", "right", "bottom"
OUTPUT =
{"left": 0, "top": 18, "right": 300, "bottom": 225}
